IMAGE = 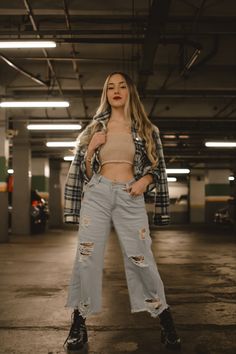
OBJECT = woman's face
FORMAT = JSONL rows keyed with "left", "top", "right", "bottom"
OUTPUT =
{"left": 106, "top": 74, "right": 129, "bottom": 108}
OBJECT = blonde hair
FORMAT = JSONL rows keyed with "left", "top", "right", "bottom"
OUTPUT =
{"left": 78, "top": 72, "right": 158, "bottom": 166}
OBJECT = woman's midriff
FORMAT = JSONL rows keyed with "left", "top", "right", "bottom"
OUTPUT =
{"left": 100, "top": 163, "right": 134, "bottom": 182}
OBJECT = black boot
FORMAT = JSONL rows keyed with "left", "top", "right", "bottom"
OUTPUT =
{"left": 64, "top": 309, "right": 88, "bottom": 351}
{"left": 159, "top": 307, "right": 181, "bottom": 351}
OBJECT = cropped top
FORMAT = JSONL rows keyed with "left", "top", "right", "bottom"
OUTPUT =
{"left": 99, "top": 132, "right": 135, "bottom": 166}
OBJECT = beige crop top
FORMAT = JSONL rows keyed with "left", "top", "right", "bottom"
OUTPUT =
{"left": 99, "top": 132, "right": 135, "bottom": 166}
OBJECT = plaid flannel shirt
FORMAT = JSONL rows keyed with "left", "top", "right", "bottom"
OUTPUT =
{"left": 64, "top": 111, "right": 170, "bottom": 226}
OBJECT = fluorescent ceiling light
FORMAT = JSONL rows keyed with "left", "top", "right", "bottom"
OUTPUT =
{"left": 205, "top": 142, "right": 236, "bottom": 147}
{"left": 27, "top": 124, "right": 81, "bottom": 130}
{"left": 0, "top": 41, "right": 56, "bottom": 48}
{"left": 64, "top": 156, "right": 75, "bottom": 161}
{"left": 163, "top": 135, "right": 176, "bottom": 139}
{"left": 163, "top": 143, "right": 178, "bottom": 147}
{"left": 0, "top": 101, "right": 69, "bottom": 108}
{"left": 179, "top": 135, "right": 189, "bottom": 139}
{"left": 167, "top": 177, "right": 177, "bottom": 182}
{"left": 7, "top": 169, "right": 14, "bottom": 174}
{"left": 46, "top": 141, "right": 76, "bottom": 147}
{"left": 229, "top": 176, "right": 235, "bottom": 181}
{"left": 166, "top": 169, "right": 190, "bottom": 174}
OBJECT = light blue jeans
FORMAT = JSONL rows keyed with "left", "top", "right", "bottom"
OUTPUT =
{"left": 65, "top": 173, "right": 169, "bottom": 318}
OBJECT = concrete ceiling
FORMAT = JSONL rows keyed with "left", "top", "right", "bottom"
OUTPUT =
{"left": 0, "top": 0, "right": 236, "bottom": 168}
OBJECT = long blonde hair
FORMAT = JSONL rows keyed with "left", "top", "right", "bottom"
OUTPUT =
{"left": 78, "top": 72, "right": 158, "bottom": 166}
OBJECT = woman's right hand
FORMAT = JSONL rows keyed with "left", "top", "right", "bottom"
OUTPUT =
{"left": 87, "top": 131, "right": 106, "bottom": 154}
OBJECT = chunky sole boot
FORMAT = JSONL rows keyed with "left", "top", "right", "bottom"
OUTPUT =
{"left": 64, "top": 309, "right": 88, "bottom": 351}
{"left": 159, "top": 307, "right": 181, "bottom": 351}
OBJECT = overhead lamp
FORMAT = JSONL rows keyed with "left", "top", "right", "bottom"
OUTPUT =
{"left": 229, "top": 176, "right": 235, "bottom": 181}
{"left": 179, "top": 135, "right": 189, "bottom": 139}
{"left": 167, "top": 177, "right": 177, "bottom": 182}
{"left": 0, "top": 101, "right": 69, "bottom": 108}
{"left": 205, "top": 142, "right": 236, "bottom": 147}
{"left": 27, "top": 124, "right": 81, "bottom": 130}
{"left": 46, "top": 141, "right": 76, "bottom": 147}
{"left": 163, "top": 135, "right": 176, "bottom": 139}
{"left": 64, "top": 156, "right": 75, "bottom": 161}
{"left": 163, "top": 143, "right": 178, "bottom": 147}
{"left": 166, "top": 169, "right": 190, "bottom": 174}
{"left": 7, "top": 169, "right": 14, "bottom": 174}
{"left": 0, "top": 41, "right": 56, "bottom": 48}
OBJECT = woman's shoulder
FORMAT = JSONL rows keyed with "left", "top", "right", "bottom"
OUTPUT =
{"left": 151, "top": 123, "right": 160, "bottom": 135}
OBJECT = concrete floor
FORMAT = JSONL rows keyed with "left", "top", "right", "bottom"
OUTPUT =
{"left": 0, "top": 224, "right": 235, "bottom": 354}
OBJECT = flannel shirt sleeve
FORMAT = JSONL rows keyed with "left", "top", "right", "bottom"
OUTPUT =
{"left": 147, "top": 126, "right": 170, "bottom": 226}
{"left": 64, "top": 146, "right": 89, "bottom": 224}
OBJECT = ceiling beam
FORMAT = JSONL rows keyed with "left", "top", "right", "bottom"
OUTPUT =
{"left": 6, "top": 89, "right": 236, "bottom": 99}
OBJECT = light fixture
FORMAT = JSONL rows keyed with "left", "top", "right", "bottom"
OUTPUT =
{"left": 205, "top": 142, "right": 236, "bottom": 147}
{"left": 179, "top": 135, "right": 189, "bottom": 139}
{"left": 166, "top": 169, "right": 190, "bottom": 174}
{"left": 27, "top": 124, "right": 81, "bottom": 130}
{"left": 229, "top": 176, "right": 235, "bottom": 181}
{"left": 46, "top": 141, "right": 76, "bottom": 147}
{"left": 0, "top": 101, "right": 69, "bottom": 108}
{"left": 163, "top": 143, "right": 178, "bottom": 147}
{"left": 7, "top": 169, "right": 14, "bottom": 174}
{"left": 167, "top": 177, "right": 177, "bottom": 182}
{"left": 163, "top": 135, "right": 176, "bottom": 139}
{"left": 0, "top": 41, "right": 56, "bottom": 48}
{"left": 64, "top": 156, "right": 75, "bottom": 161}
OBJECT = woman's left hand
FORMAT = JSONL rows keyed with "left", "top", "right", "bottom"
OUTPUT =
{"left": 126, "top": 175, "right": 153, "bottom": 196}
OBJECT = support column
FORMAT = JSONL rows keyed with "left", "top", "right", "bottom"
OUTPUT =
{"left": 32, "top": 158, "right": 49, "bottom": 198}
{"left": 189, "top": 169, "right": 205, "bottom": 223}
{"left": 0, "top": 89, "right": 9, "bottom": 242}
{"left": 49, "top": 159, "right": 63, "bottom": 228}
{"left": 12, "top": 122, "right": 31, "bottom": 235}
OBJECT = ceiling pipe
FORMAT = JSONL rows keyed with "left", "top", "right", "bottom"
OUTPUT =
{"left": 180, "top": 48, "right": 201, "bottom": 76}
{"left": 23, "top": 0, "right": 72, "bottom": 118}
{"left": 63, "top": 0, "right": 88, "bottom": 118}
{"left": 0, "top": 53, "right": 48, "bottom": 86}
{"left": 1, "top": 29, "right": 234, "bottom": 36}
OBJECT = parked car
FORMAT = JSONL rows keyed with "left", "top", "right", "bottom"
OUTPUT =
{"left": 214, "top": 207, "right": 233, "bottom": 225}
{"left": 30, "top": 190, "right": 49, "bottom": 233}
{"left": 8, "top": 190, "right": 49, "bottom": 233}
{"left": 214, "top": 198, "right": 235, "bottom": 226}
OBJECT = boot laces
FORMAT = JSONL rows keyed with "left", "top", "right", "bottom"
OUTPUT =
{"left": 63, "top": 310, "right": 85, "bottom": 346}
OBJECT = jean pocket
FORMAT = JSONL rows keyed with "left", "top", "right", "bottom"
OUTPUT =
{"left": 122, "top": 188, "right": 144, "bottom": 200}
{"left": 83, "top": 179, "right": 98, "bottom": 194}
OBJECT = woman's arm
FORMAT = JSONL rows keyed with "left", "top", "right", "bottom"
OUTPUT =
{"left": 85, "top": 149, "right": 95, "bottom": 179}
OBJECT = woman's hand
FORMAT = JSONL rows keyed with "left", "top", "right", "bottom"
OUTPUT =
{"left": 126, "top": 175, "right": 153, "bottom": 196}
{"left": 87, "top": 131, "right": 106, "bottom": 155}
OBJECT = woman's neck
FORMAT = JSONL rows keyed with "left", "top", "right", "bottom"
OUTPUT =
{"left": 110, "top": 107, "right": 128, "bottom": 123}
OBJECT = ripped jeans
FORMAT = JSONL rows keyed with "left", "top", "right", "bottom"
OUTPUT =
{"left": 65, "top": 173, "right": 169, "bottom": 318}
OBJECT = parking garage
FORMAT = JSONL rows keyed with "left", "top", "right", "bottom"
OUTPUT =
{"left": 0, "top": 1, "right": 235, "bottom": 353}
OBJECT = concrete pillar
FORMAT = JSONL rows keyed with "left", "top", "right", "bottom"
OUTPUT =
{"left": 12, "top": 122, "right": 31, "bottom": 235}
{"left": 32, "top": 158, "right": 49, "bottom": 198}
{"left": 189, "top": 169, "right": 205, "bottom": 223}
{"left": 49, "top": 159, "right": 63, "bottom": 228}
{"left": 0, "top": 91, "right": 9, "bottom": 242}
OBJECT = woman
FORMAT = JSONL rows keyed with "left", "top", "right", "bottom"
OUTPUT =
{"left": 64, "top": 72, "right": 181, "bottom": 351}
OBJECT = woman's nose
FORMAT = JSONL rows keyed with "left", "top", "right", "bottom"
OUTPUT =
{"left": 114, "top": 86, "right": 120, "bottom": 94}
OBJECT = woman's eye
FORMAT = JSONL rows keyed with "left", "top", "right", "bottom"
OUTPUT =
{"left": 120, "top": 86, "right": 127, "bottom": 89}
